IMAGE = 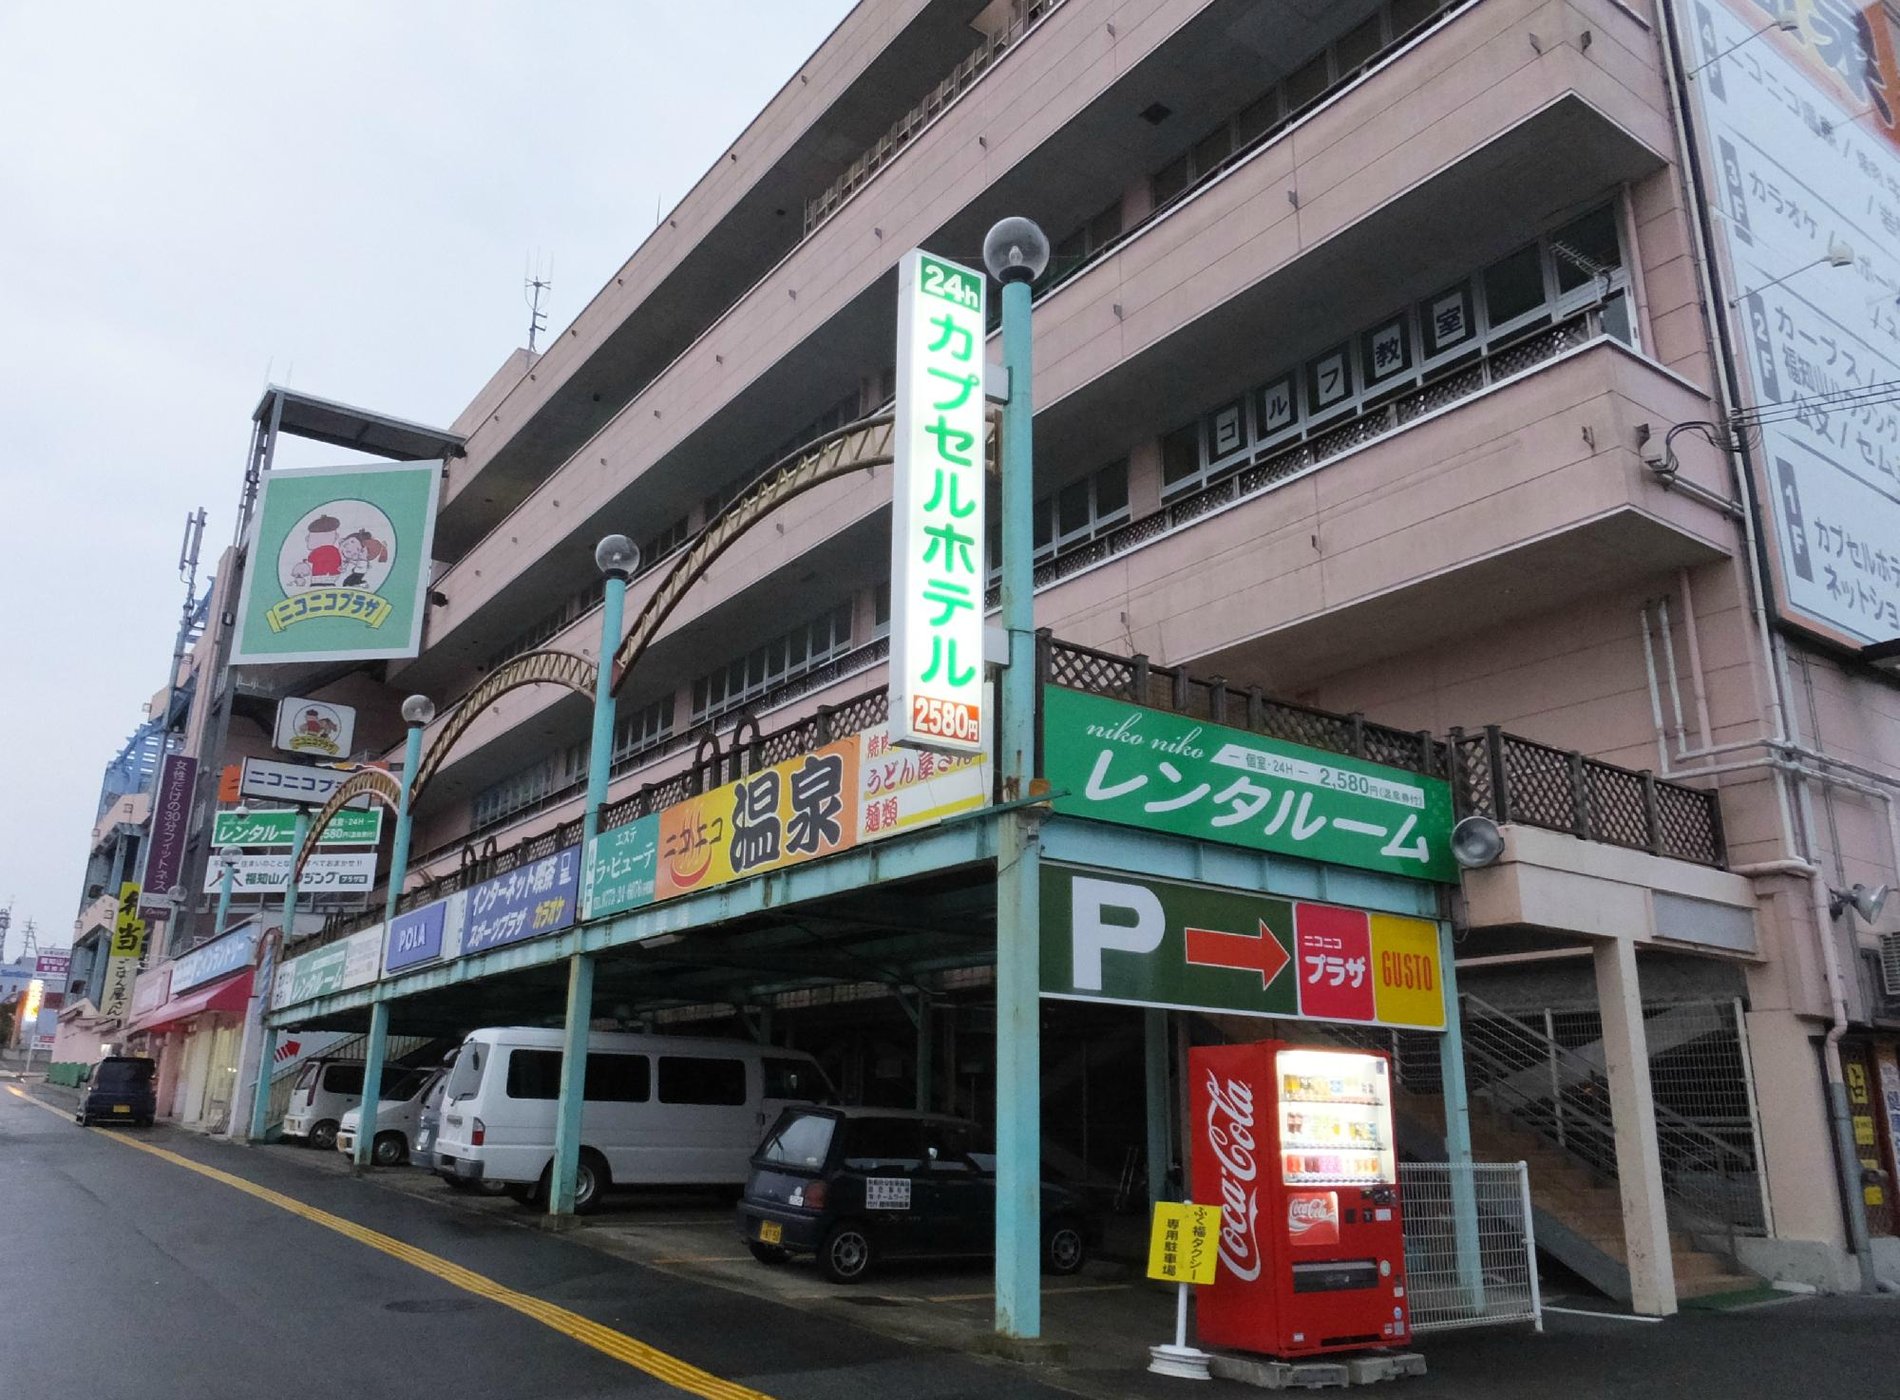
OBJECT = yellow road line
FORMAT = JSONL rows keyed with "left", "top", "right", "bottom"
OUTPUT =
{"left": 5, "top": 1085, "right": 772, "bottom": 1400}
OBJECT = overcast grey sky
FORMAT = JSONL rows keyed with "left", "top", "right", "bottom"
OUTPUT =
{"left": 0, "top": 1, "right": 854, "bottom": 960}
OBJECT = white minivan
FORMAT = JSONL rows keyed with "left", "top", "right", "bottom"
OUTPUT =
{"left": 432, "top": 1028, "right": 833, "bottom": 1210}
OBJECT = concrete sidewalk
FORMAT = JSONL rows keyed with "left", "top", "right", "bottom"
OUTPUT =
{"left": 58, "top": 1090, "right": 1900, "bottom": 1399}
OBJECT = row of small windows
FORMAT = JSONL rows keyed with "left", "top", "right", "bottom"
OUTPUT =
{"left": 982, "top": 458, "right": 1131, "bottom": 570}
{"left": 1152, "top": 0, "right": 1462, "bottom": 214}
{"left": 703, "top": 390, "right": 861, "bottom": 522}
{"left": 689, "top": 602, "right": 856, "bottom": 723}
{"left": 470, "top": 739, "right": 587, "bottom": 831}
{"left": 1160, "top": 204, "right": 1632, "bottom": 498}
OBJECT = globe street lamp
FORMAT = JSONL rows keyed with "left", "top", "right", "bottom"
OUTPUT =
{"left": 213, "top": 846, "right": 242, "bottom": 940}
{"left": 547, "top": 534, "right": 642, "bottom": 1214}
{"left": 983, "top": 214, "right": 1049, "bottom": 1340}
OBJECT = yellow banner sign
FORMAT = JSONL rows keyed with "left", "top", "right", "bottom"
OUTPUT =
{"left": 112, "top": 882, "right": 148, "bottom": 960}
{"left": 656, "top": 739, "right": 859, "bottom": 900}
{"left": 1147, "top": 1202, "right": 1219, "bottom": 1285}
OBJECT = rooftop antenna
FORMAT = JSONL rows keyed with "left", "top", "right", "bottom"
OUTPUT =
{"left": 524, "top": 252, "right": 552, "bottom": 353}
{"left": 0, "top": 904, "right": 10, "bottom": 962}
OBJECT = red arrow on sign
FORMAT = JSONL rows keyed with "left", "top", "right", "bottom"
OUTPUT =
{"left": 1185, "top": 920, "right": 1291, "bottom": 991}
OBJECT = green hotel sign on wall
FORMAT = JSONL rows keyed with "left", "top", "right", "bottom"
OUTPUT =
{"left": 1042, "top": 687, "right": 1458, "bottom": 883}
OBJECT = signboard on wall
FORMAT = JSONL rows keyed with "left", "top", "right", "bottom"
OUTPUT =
{"left": 272, "top": 696, "right": 357, "bottom": 758}
{"left": 271, "top": 926, "right": 383, "bottom": 1009}
{"left": 889, "top": 248, "right": 989, "bottom": 753}
{"left": 1040, "top": 865, "right": 1446, "bottom": 1031}
{"left": 1042, "top": 687, "right": 1457, "bottom": 882}
{"left": 1684, "top": 1, "right": 1900, "bottom": 647}
{"left": 461, "top": 849, "right": 581, "bottom": 956}
{"left": 383, "top": 891, "right": 465, "bottom": 975}
{"left": 213, "top": 806, "right": 382, "bottom": 848}
{"left": 231, "top": 460, "right": 440, "bottom": 665}
{"left": 202, "top": 851, "right": 377, "bottom": 895}
{"left": 138, "top": 753, "right": 199, "bottom": 911}
{"left": 169, "top": 925, "right": 261, "bottom": 994}
{"left": 238, "top": 756, "right": 363, "bottom": 807}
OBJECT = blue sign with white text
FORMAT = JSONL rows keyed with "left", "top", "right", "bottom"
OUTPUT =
{"left": 462, "top": 847, "right": 581, "bottom": 956}
{"left": 384, "top": 900, "right": 448, "bottom": 973}
{"left": 170, "top": 924, "right": 261, "bottom": 993}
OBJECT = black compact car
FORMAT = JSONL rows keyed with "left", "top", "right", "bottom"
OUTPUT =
{"left": 76, "top": 1056, "right": 158, "bottom": 1127}
{"left": 737, "top": 1106, "right": 1093, "bottom": 1283}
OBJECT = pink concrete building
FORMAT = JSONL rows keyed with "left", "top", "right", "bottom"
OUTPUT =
{"left": 173, "top": 0, "right": 1900, "bottom": 1313}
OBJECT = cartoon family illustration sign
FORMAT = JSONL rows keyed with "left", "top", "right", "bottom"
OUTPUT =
{"left": 232, "top": 461, "right": 440, "bottom": 666}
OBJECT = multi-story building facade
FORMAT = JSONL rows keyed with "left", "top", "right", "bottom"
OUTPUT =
{"left": 190, "top": 0, "right": 1900, "bottom": 1322}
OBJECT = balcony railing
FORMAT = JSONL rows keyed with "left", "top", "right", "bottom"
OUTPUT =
{"left": 803, "top": 0, "right": 1069, "bottom": 235}
{"left": 1451, "top": 726, "right": 1727, "bottom": 867}
{"left": 312, "top": 640, "right": 1726, "bottom": 953}
{"left": 988, "top": 309, "right": 1604, "bottom": 609}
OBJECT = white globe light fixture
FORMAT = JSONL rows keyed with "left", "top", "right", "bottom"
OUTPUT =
{"left": 594, "top": 533, "right": 641, "bottom": 579}
{"left": 401, "top": 693, "right": 436, "bottom": 726}
{"left": 983, "top": 216, "right": 1051, "bottom": 284}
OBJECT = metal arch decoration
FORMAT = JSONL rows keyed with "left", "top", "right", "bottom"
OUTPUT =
{"left": 613, "top": 413, "right": 907, "bottom": 694}
{"left": 406, "top": 648, "right": 598, "bottom": 807}
{"left": 291, "top": 768, "right": 403, "bottom": 884}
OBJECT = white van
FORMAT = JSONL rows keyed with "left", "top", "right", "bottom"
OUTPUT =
{"left": 432, "top": 1029, "right": 833, "bottom": 1210}
{"left": 335, "top": 1064, "right": 445, "bottom": 1166}
{"left": 284, "top": 1058, "right": 410, "bottom": 1150}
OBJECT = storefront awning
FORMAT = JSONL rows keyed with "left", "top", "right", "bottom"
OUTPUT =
{"left": 124, "top": 969, "right": 253, "bottom": 1036}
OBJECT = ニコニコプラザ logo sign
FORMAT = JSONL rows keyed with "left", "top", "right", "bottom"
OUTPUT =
{"left": 233, "top": 460, "right": 440, "bottom": 666}
{"left": 268, "top": 498, "right": 398, "bottom": 632}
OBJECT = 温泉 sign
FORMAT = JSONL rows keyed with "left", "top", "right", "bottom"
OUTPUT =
{"left": 462, "top": 848, "right": 581, "bottom": 956}
{"left": 583, "top": 718, "right": 992, "bottom": 921}
{"left": 271, "top": 926, "right": 383, "bottom": 1009}
{"left": 1683, "top": 1, "right": 1900, "bottom": 648}
{"left": 139, "top": 753, "right": 199, "bottom": 911}
{"left": 238, "top": 756, "right": 362, "bottom": 807}
{"left": 1043, "top": 687, "right": 1457, "bottom": 883}
{"left": 1040, "top": 865, "right": 1446, "bottom": 1031}
{"left": 232, "top": 460, "right": 440, "bottom": 665}
{"left": 213, "top": 807, "right": 383, "bottom": 848}
{"left": 382, "top": 891, "right": 464, "bottom": 975}
{"left": 655, "top": 741, "right": 857, "bottom": 901}
{"left": 890, "top": 249, "right": 988, "bottom": 753}
{"left": 202, "top": 851, "right": 377, "bottom": 895}
{"left": 272, "top": 696, "right": 357, "bottom": 758}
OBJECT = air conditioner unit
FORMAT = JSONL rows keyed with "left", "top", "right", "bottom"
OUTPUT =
{"left": 1882, "top": 932, "right": 1900, "bottom": 999}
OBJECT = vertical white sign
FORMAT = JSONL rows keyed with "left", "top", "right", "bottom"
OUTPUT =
{"left": 1684, "top": 0, "right": 1900, "bottom": 647}
{"left": 891, "top": 249, "right": 989, "bottom": 753}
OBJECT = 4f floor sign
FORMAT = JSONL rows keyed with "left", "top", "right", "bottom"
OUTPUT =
{"left": 1040, "top": 864, "right": 1446, "bottom": 1032}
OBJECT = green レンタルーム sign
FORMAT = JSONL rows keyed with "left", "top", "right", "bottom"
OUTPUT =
{"left": 232, "top": 460, "right": 441, "bottom": 665}
{"left": 1042, "top": 687, "right": 1457, "bottom": 882}
{"left": 213, "top": 807, "right": 383, "bottom": 848}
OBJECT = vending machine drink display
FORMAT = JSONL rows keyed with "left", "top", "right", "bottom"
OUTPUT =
{"left": 1191, "top": 1041, "right": 1408, "bottom": 1356}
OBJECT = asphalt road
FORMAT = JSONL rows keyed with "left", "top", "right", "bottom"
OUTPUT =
{"left": 0, "top": 1084, "right": 1073, "bottom": 1400}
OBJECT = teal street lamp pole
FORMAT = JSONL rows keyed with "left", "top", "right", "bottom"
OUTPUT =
{"left": 355, "top": 695, "right": 433, "bottom": 1170}
{"left": 550, "top": 533, "right": 639, "bottom": 1216}
{"left": 248, "top": 804, "right": 309, "bottom": 1142}
{"left": 213, "top": 844, "right": 242, "bottom": 939}
{"left": 985, "top": 215, "right": 1050, "bottom": 1340}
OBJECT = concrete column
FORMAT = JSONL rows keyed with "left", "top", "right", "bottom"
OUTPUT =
{"left": 1144, "top": 1008, "right": 1171, "bottom": 1205}
{"left": 915, "top": 998, "right": 933, "bottom": 1112}
{"left": 1593, "top": 937, "right": 1678, "bottom": 1316}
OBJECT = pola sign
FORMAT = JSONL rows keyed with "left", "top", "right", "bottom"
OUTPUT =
{"left": 1039, "top": 865, "right": 1446, "bottom": 1032}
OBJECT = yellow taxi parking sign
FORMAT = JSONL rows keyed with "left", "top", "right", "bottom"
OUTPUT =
{"left": 1147, "top": 1202, "right": 1219, "bottom": 1285}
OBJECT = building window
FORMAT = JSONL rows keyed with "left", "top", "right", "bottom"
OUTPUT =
{"left": 612, "top": 694, "right": 675, "bottom": 764}
{"left": 638, "top": 515, "right": 691, "bottom": 574}
{"left": 703, "top": 390, "right": 860, "bottom": 522}
{"left": 1159, "top": 200, "right": 1634, "bottom": 498}
{"left": 988, "top": 459, "right": 1132, "bottom": 573}
{"left": 690, "top": 603, "right": 855, "bottom": 722}
{"left": 470, "top": 740, "right": 586, "bottom": 831}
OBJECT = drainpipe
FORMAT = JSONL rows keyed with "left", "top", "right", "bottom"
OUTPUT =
{"left": 1676, "top": 568, "right": 1717, "bottom": 754}
{"left": 1655, "top": 596, "right": 1691, "bottom": 759}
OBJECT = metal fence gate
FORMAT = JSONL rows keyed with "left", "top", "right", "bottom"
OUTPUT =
{"left": 1400, "top": 1162, "right": 1542, "bottom": 1333}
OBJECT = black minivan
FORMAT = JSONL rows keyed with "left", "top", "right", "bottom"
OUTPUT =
{"left": 737, "top": 1105, "right": 1092, "bottom": 1283}
{"left": 76, "top": 1056, "right": 158, "bottom": 1127}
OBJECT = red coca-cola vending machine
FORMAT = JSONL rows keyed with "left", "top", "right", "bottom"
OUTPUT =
{"left": 1190, "top": 1040, "right": 1408, "bottom": 1356}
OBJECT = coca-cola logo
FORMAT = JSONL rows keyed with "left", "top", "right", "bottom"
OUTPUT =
{"left": 1204, "top": 1071, "right": 1262, "bottom": 1281}
{"left": 1287, "top": 1193, "right": 1338, "bottom": 1235}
